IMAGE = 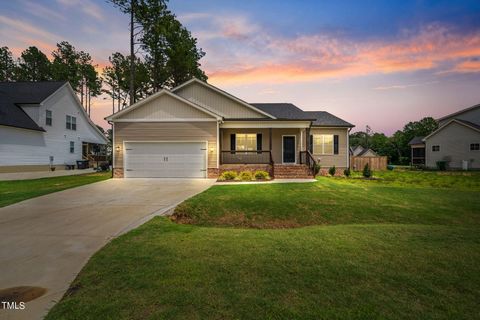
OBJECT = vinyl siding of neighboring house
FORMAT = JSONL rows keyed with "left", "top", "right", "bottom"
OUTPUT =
{"left": 425, "top": 121, "right": 480, "bottom": 169}
{"left": 0, "top": 85, "right": 106, "bottom": 171}
{"left": 438, "top": 107, "right": 480, "bottom": 127}
{"left": 114, "top": 122, "right": 218, "bottom": 170}
{"left": 310, "top": 127, "right": 349, "bottom": 168}
{"left": 174, "top": 81, "right": 265, "bottom": 119}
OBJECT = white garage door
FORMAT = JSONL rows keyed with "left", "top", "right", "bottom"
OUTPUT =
{"left": 124, "top": 142, "right": 207, "bottom": 178}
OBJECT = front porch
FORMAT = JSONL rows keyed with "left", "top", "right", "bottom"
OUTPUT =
{"left": 218, "top": 125, "right": 317, "bottom": 178}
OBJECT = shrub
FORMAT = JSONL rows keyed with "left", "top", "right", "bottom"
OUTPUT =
{"left": 328, "top": 166, "right": 336, "bottom": 176}
{"left": 254, "top": 170, "right": 270, "bottom": 180}
{"left": 436, "top": 160, "right": 447, "bottom": 171}
{"left": 343, "top": 168, "right": 351, "bottom": 177}
{"left": 387, "top": 165, "right": 394, "bottom": 171}
{"left": 363, "top": 163, "right": 372, "bottom": 178}
{"left": 220, "top": 171, "right": 237, "bottom": 180}
{"left": 313, "top": 163, "right": 321, "bottom": 176}
{"left": 239, "top": 171, "right": 253, "bottom": 181}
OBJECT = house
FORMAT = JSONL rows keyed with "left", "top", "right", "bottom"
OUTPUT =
{"left": 349, "top": 145, "right": 379, "bottom": 157}
{"left": 0, "top": 81, "right": 108, "bottom": 172}
{"left": 106, "top": 78, "right": 354, "bottom": 178}
{"left": 409, "top": 103, "right": 480, "bottom": 169}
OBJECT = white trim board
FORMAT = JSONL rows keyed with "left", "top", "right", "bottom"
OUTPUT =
{"left": 221, "top": 121, "right": 311, "bottom": 129}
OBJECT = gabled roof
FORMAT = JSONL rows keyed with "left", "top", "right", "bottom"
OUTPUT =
{"left": 172, "top": 78, "right": 276, "bottom": 119}
{"left": 0, "top": 81, "right": 66, "bottom": 131}
{"left": 251, "top": 103, "right": 314, "bottom": 120}
{"left": 106, "top": 89, "right": 222, "bottom": 121}
{"left": 304, "top": 111, "right": 354, "bottom": 127}
{"left": 408, "top": 136, "right": 425, "bottom": 145}
{"left": 357, "top": 148, "right": 378, "bottom": 156}
{"left": 423, "top": 118, "right": 480, "bottom": 141}
{"left": 437, "top": 103, "right": 480, "bottom": 122}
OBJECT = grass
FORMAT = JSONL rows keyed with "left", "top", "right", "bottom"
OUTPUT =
{"left": 46, "top": 171, "right": 480, "bottom": 319}
{"left": 0, "top": 172, "right": 111, "bottom": 207}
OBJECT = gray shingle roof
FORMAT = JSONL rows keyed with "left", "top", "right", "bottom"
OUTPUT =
{"left": 408, "top": 136, "right": 425, "bottom": 145}
{"left": 250, "top": 103, "right": 315, "bottom": 120}
{"left": 250, "top": 103, "right": 354, "bottom": 127}
{"left": 0, "top": 81, "right": 66, "bottom": 131}
{"left": 455, "top": 119, "right": 480, "bottom": 130}
{"left": 304, "top": 111, "right": 354, "bottom": 127}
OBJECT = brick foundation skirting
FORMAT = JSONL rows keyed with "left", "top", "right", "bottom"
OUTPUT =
{"left": 113, "top": 168, "right": 124, "bottom": 178}
{"left": 207, "top": 168, "right": 219, "bottom": 178}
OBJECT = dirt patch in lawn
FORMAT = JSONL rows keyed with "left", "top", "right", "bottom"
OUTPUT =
{"left": 171, "top": 210, "right": 305, "bottom": 229}
{"left": 0, "top": 286, "right": 47, "bottom": 305}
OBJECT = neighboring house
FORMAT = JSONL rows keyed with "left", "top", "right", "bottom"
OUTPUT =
{"left": 106, "top": 78, "right": 354, "bottom": 178}
{"left": 349, "top": 145, "right": 379, "bottom": 157}
{"left": 0, "top": 81, "right": 108, "bottom": 172}
{"left": 409, "top": 103, "right": 480, "bottom": 169}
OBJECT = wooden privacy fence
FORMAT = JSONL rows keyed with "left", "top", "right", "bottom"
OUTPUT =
{"left": 350, "top": 156, "right": 388, "bottom": 171}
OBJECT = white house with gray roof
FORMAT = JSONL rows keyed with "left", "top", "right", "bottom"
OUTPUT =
{"left": 0, "top": 81, "right": 108, "bottom": 172}
{"left": 409, "top": 103, "right": 480, "bottom": 169}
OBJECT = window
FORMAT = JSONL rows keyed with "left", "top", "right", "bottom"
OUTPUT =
{"left": 471, "top": 143, "right": 480, "bottom": 151}
{"left": 66, "top": 115, "right": 76, "bottom": 130}
{"left": 46, "top": 110, "right": 52, "bottom": 126}
{"left": 69, "top": 141, "right": 75, "bottom": 153}
{"left": 235, "top": 134, "right": 257, "bottom": 151}
{"left": 313, "top": 134, "right": 334, "bottom": 154}
{"left": 432, "top": 145, "right": 440, "bottom": 152}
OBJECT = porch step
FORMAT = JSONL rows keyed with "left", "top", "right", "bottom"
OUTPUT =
{"left": 273, "top": 164, "right": 313, "bottom": 179}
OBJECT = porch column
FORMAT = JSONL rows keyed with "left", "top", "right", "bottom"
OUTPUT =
{"left": 306, "top": 127, "right": 310, "bottom": 152}
{"left": 269, "top": 128, "right": 272, "bottom": 150}
{"left": 219, "top": 127, "right": 222, "bottom": 165}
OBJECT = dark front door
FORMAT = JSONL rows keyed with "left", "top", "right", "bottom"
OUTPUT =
{"left": 283, "top": 136, "right": 296, "bottom": 163}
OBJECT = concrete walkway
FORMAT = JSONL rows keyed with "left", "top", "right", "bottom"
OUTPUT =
{"left": 0, "top": 178, "right": 215, "bottom": 320}
{"left": 0, "top": 169, "right": 97, "bottom": 181}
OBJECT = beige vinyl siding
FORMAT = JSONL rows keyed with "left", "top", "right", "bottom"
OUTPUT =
{"left": 221, "top": 128, "right": 305, "bottom": 164}
{"left": 114, "top": 94, "right": 215, "bottom": 120}
{"left": 114, "top": 122, "right": 217, "bottom": 169}
{"left": 174, "top": 81, "right": 265, "bottom": 119}
{"left": 310, "top": 127, "right": 349, "bottom": 168}
{"left": 438, "top": 107, "right": 480, "bottom": 127}
{"left": 425, "top": 121, "right": 480, "bottom": 169}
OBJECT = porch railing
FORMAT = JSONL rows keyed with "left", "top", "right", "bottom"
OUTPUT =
{"left": 220, "top": 150, "right": 272, "bottom": 164}
{"left": 299, "top": 150, "right": 317, "bottom": 176}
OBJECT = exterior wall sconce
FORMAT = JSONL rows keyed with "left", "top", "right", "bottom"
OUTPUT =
{"left": 116, "top": 145, "right": 121, "bottom": 152}
{"left": 209, "top": 147, "right": 215, "bottom": 153}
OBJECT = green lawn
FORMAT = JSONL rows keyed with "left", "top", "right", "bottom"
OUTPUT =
{"left": 46, "top": 171, "right": 480, "bottom": 319}
{"left": 0, "top": 172, "right": 111, "bottom": 207}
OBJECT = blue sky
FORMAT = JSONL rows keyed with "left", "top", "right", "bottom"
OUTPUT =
{"left": 1, "top": 0, "right": 479, "bottom": 133}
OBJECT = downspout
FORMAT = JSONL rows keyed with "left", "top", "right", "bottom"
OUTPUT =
{"left": 347, "top": 127, "right": 352, "bottom": 169}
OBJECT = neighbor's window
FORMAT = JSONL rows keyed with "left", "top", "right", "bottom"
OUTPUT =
{"left": 471, "top": 143, "right": 480, "bottom": 151}
{"left": 66, "top": 115, "right": 77, "bottom": 130}
{"left": 69, "top": 141, "right": 75, "bottom": 153}
{"left": 236, "top": 134, "right": 257, "bottom": 151}
{"left": 432, "top": 145, "right": 440, "bottom": 152}
{"left": 313, "top": 134, "right": 334, "bottom": 154}
{"left": 46, "top": 110, "right": 52, "bottom": 126}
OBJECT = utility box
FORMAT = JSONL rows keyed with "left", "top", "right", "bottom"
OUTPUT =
{"left": 462, "top": 160, "right": 469, "bottom": 171}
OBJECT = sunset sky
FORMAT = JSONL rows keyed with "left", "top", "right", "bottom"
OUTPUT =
{"left": 1, "top": 0, "right": 480, "bottom": 134}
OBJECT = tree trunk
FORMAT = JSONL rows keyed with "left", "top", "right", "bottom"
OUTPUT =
{"left": 129, "top": 0, "right": 135, "bottom": 106}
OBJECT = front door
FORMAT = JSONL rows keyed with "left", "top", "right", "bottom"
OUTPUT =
{"left": 282, "top": 136, "right": 296, "bottom": 163}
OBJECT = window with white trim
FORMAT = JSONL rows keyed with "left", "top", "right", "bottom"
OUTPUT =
{"left": 235, "top": 134, "right": 257, "bottom": 151}
{"left": 46, "top": 110, "right": 52, "bottom": 126}
{"left": 313, "top": 134, "right": 334, "bottom": 154}
{"left": 432, "top": 145, "right": 440, "bottom": 152}
{"left": 470, "top": 143, "right": 480, "bottom": 151}
{"left": 66, "top": 115, "right": 77, "bottom": 130}
{"left": 69, "top": 141, "right": 75, "bottom": 153}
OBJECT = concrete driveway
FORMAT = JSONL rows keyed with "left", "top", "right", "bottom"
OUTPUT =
{"left": 0, "top": 178, "right": 214, "bottom": 320}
